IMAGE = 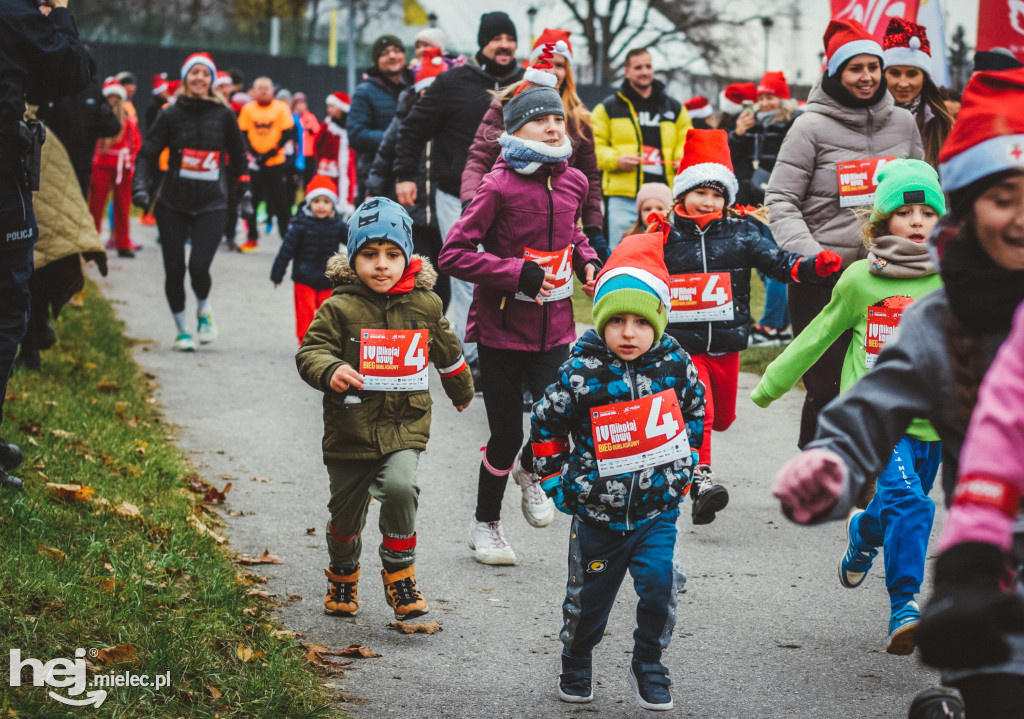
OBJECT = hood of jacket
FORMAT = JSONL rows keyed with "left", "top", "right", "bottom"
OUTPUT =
{"left": 803, "top": 77, "right": 895, "bottom": 131}
{"left": 325, "top": 252, "right": 439, "bottom": 291}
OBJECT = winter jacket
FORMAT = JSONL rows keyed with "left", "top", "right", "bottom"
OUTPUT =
{"left": 765, "top": 80, "right": 924, "bottom": 266}
{"left": 728, "top": 109, "right": 799, "bottom": 205}
{"left": 394, "top": 56, "right": 524, "bottom": 197}
{"left": 312, "top": 117, "right": 356, "bottom": 210}
{"left": 92, "top": 112, "right": 141, "bottom": 184}
{"left": 296, "top": 254, "right": 474, "bottom": 461}
{"left": 664, "top": 212, "right": 807, "bottom": 354}
{"left": 365, "top": 86, "right": 434, "bottom": 229}
{"left": 753, "top": 259, "right": 943, "bottom": 441}
{"left": 461, "top": 100, "right": 604, "bottom": 230}
{"left": 591, "top": 80, "right": 692, "bottom": 198}
{"left": 348, "top": 67, "right": 414, "bottom": 187}
{"left": 133, "top": 95, "right": 247, "bottom": 215}
{"left": 530, "top": 330, "right": 705, "bottom": 531}
{"left": 438, "top": 157, "right": 599, "bottom": 352}
{"left": 270, "top": 203, "right": 348, "bottom": 289}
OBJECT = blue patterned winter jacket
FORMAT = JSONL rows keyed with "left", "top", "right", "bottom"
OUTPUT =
{"left": 530, "top": 329, "right": 705, "bottom": 531}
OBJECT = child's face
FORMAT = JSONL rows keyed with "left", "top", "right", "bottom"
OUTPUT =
{"left": 639, "top": 197, "right": 670, "bottom": 222}
{"left": 310, "top": 196, "right": 335, "bottom": 219}
{"left": 354, "top": 240, "right": 407, "bottom": 293}
{"left": 886, "top": 204, "right": 938, "bottom": 243}
{"left": 513, "top": 113, "right": 566, "bottom": 146}
{"left": 973, "top": 173, "right": 1024, "bottom": 271}
{"left": 680, "top": 187, "right": 725, "bottom": 215}
{"left": 327, "top": 105, "right": 343, "bottom": 120}
{"left": 603, "top": 313, "right": 656, "bottom": 361}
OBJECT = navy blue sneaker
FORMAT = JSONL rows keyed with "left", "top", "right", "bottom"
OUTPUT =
{"left": 887, "top": 600, "right": 921, "bottom": 655}
{"left": 839, "top": 510, "right": 878, "bottom": 588}
{"left": 558, "top": 656, "right": 592, "bottom": 703}
{"left": 628, "top": 660, "right": 673, "bottom": 711}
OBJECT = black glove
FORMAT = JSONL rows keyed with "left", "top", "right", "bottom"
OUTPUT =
{"left": 132, "top": 190, "right": 151, "bottom": 210}
{"left": 917, "top": 542, "right": 1024, "bottom": 670}
{"left": 517, "top": 261, "right": 546, "bottom": 298}
{"left": 584, "top": 226, "right": 609, "bottom": 263}
{"left": 238, "top": 182, "right": 254, "bottom": 218}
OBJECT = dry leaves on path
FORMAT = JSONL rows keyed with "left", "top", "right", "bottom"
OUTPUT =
{"left": 45, "top": 483, "right": 96, "bottom": 503}
{"left": 205, "top": 482, "right": 231, "bottom": 504}
{"left": 236, "top": 550, "right": 283, "bottom": 566}
{"left": 388, "top": 621, "right": 442, "bottom": 635}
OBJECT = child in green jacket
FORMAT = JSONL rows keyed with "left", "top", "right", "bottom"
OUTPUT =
{"left": 751, "top": 159, "right": 944, "bottom": 655}
{"left": 296, "top": 197, "right": 474, "bottom": 621}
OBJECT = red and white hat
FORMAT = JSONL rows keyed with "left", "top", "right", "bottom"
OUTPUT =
{"left": 938, "top": 67, "right": 1024, "bottom": 194}
{"left": 530, "top": 28, "right": 572, "bottom": 65}
{"left": 757, "top": 71, "right": 791, "bottom": 99}
{"left": 823, "top": 18, "right": 883, "bottom": 77}
{"left": 719, "top": 82, "right": 756, "bottom": 115}
{"left": 305, "top": 175, "right": 339, "bottom": 206}
{"left": 102, "top": 77, "right": 127, "bottom": 100}
{"left": 152, "top": 72, "right": 168, "bottom": 96}
{"left": 326, "top": 91, "right": 351, "bottom": 112}
{"left": 684, "top": 96, "right": 712, "bottom": 120}
{"left": 672, "top": 128, "right": 739, "bottom": 206}
{"left": 181, "top": 52, "right": 216, "bottom": 81}
{"left": 167, "top": 80, "right": 182, "bottom": 96}
{"left": 521, "top": 40, "right": 567, "bottom": 89}
{"left": 592, "top": 231, "right": 672, "bottom": 340}
{"left": 882, "top": 18, "right": 932, "bottom": 76}
{"left": 213, "top": 71, "right": 232, "bottom": 88}
{"left": 415, "top": 47, "right": 446, "bottom": 91}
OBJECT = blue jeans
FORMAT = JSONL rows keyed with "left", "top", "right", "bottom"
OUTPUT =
{"left": 435, "top": 190, "right": 477, "bottom": 365}
{"left": 606, "top": 195, "right": 639, "bottom": 251}
{"left": 757, "top": 271, "right": 790, "bottom": 329}
{"left": 562, "top": 512, "right": 678, "bottom": 664}
{"left": 852, "top": 436, "right": 942, "bottom": 610}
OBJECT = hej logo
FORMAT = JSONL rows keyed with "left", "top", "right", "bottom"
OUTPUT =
{"left": 9, "top": 648, "right": 107, "bottom": 707}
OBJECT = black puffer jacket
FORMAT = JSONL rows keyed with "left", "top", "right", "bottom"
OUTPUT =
{"left": 728, "top": 110, "right": 799, "bottom": 205}
{"left": 270, "top": 203, "right": 347, "bottom": 289}
{"left": 665, "top": 213, "right": 806, "bottom": 354}
{"left": 133, "top": 95, "right": 246, "bottom": 215}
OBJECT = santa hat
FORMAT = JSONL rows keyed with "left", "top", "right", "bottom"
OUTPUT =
{"left": 757, "top": 71, "right": 791, "bottom": 99}
{"left": 415, "top": 27, "right": 446, "bottom": 49}
{"left": 530, "top": 28, "right": 573, "bottom": 65}
{"left": 152, "top": 73, "right": 169, "bottom": 96}
{"left": 938, "top": 67, "right": 1024, "bottom": 195}
{"left": 213, "top": 71, "right": 233, "bottom": 88}
{"left": 305, "top": 175, "right": 339, "bottom": 206}
{"left": 167, "top": 80, "right": 182, "bottom": 96}
{"left": 823, "top": 18, "right": 883, "bottom": 77}
{"left": 326, "top": 91, "right": 351, "bottom": 112}
{"left": 521, "top": 41, "right": 565, "bottom": 89}
{"left": 882, "top": 17, "right": 932, "bottom": 76}
{"left": 593, "top": 232, "right": 672, "bottom": 342}
{"left": 719, "top": 82, "right": 756, "bottom": 115}
{"left": 102, "top": 77, "right": 127, "bottom": 101}
{"left": 673, "top": 129, "right": 739, "bottom": 205}
{"left": 415, "top": 47, "right": 446, "bottom": 91}
{"left": 181, "top": 52, "right": 217, "bottom": 81}
{"left": 684, "top": 96, "right": 712, "bottom": 120}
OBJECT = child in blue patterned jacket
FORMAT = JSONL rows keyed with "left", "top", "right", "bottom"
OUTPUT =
{"left": 530, "top": 231, "right": 705, "bottom": 711}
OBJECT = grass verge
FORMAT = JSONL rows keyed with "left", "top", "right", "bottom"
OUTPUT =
{"left": 0, "top": 281, "right": 336, "bottom": 718}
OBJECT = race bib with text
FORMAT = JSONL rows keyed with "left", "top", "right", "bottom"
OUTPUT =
{"left": 865, "top": 297, "right": 913, "bottom": 368}
{"left": 591, "top": 389, "right": 689, "bottom": 477}
{"left": 359, "top": 329, "right": 429, "bottom": 391}
{"left": 837, "top": 157, "right": 895, "bottom": 207}
{"left": 180, "top": 148, "right": 221, "bottom": 181}
{"left": 668, "top": 272, "right": 734, "bottom": 322}
{"left": 515, "top": 246, "right": 573, "bottom": 303}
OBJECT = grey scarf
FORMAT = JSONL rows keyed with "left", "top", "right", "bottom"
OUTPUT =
{"left": 867, "top": 234, "right": 936, "bottom": 278}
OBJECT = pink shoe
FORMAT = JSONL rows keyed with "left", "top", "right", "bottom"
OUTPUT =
{"left": 104, "top": 238, "right": 116, "bottom": 250}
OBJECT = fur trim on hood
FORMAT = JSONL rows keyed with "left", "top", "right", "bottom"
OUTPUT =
{"left": 325, "top": 252, "right": 438, "bottom": 290}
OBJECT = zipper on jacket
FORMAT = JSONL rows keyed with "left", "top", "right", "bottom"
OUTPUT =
{"left": 500, "top": 295, "right": 508, "bottom": 330}
{"left": 624, "top": 359, "right": 638, "bottom": 531}
{"left": 697, "top": 224, "right": 714, "bottom": 353}
{"left": 425, "top": 138, "right": 433, "bottom": 226}
{"left": 867, "top": 107, "right": 875, "bottom": 155}
{"left": 619, "top": 93, "right": 645, "bottom": 196}
{"left": 541, "top": 176, "right": 554, "bottom": 351}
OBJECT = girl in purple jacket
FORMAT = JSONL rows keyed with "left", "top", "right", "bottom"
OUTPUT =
{"left": 440, "top": 48, "right": 601, "bottom": 566}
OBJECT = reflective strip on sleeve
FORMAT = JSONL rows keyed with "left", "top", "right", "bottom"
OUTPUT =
{"left": 381, "top": 533, "right": 417, "bottom": 551}
{"left": 532, "top": 438, "right": 570, "bottom": 457}
{"left": 952, "top": 475, "right": 1022, "bottom": 518}
{"left": 438, "top": 355, "right": 468, "bottom": 378}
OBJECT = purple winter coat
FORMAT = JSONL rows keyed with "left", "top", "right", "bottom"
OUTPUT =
{"left": 460, "top": 101, "right": 604, "bottom": 230}
{"left": 439, "top": 157, "right": 599, "bottom": 352}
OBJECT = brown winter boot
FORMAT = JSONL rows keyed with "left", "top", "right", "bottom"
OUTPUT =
{"left": 381, "top": 565, "right": 428, "bottom": 620}
{"left": 324, "top": 565, "right": 359, "bottom": 616}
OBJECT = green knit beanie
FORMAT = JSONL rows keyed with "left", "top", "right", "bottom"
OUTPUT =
{"left": 592, "top": 278, "right": 669, "bottom": 342}
{"left": 870, "top": 158, "right": 946, "bottom": 221}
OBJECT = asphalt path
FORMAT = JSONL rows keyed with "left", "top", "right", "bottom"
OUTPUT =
{"left": 93, "top": 219, "right": 943, "bottom": 718}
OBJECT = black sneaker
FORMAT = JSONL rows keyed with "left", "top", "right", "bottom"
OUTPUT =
{"left": 558, "top": 656, "right": 593, "bottom": 703}
{"left": 0, "top": 439, "right": 23, "bottom": 472}
{"left": 908, "top": 686, "right": 964, "bottom": 719}
{"left": 628, "top": 660, "right": 672, "bottom": 710}
{"left": 117, "top": 248, "right": 136, "bottom": 258}
{"left": 690, "top": 465, "right": 729, "bottom": 525}
{"left": 748, "top": 325, "right": 792, "bottom": 347}
{"left": 0, "top": 467, "right": 23, "bottom": 491}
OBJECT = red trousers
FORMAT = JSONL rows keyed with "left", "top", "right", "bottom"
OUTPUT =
{"left": 89, "top": 166, "right": 133, "bottom": 250}
{"left": 294, "top": 283, "right": 333, "bottom": 345}
{"left": 691, "top": 352, "right": 740, "bottom": 466}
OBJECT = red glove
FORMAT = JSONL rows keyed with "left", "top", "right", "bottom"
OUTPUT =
{"left": 814, "top": 250, "right": 842, "bottom": 277}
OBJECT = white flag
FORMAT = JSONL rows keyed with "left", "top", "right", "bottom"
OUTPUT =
{"left": 918, "top": 0, "right": 951, "bottom": 86}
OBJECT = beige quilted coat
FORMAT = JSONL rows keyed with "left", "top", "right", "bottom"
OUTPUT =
{"left": 765, "top": 80, "right": 924, "bottom": 267}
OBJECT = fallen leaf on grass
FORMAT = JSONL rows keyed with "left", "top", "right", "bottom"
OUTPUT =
{"left": 187, "top": 514, "right": 226, "bottom": 544}
{"left": 100, "top": 578, "right": 122, "bottom": 593}
{"left": 186, "top": 474, "right": 210, "bottom": 493}
{"left": 115, "top": 502, "right": 141, "bottom": 518}
{"left": 205, "top": 685, "right": 222, "bottom": 700}
{"left": 388, "top": 621, "right": 442, "bottom": 635}
{"left": 205, "top": 482, "right": 231, "bottom": 504}
{"left": 236, "top": 645, "right": 264, "bottom": 662}
{"left": 97, "top": 380, "right": 119, "bottom": 393}
{"left": 37, "top": 544, "right": 67, "bottom": 562}
{"left": 271, "top": 629, "right": 297, "bottom": 639}
{"left": 114, "top": 401, "right": 130, "bottom": 419}
{"left": 236, "top": 550, "right": 282, "bottom": 566}
{"left": 20, "top": 419, "right": 42, "bottom": 437}
{"left": 43, "top": 600, "right": 64, "bottom": 616}
{"left": 95, "top": 644, "right": 136, "bottom": 665}
{"left": 45, "top": 483, "right": 96, "bottom": 503}
{"left": 50, "top": 429, "right": 74, "bottom": 439}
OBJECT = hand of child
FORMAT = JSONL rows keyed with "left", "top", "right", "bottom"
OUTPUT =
{"left": 532, "top": 256, "right": 558, "bottom": 306}
{"left": 396, "top": 181, "right": 417, "bottom": 207}
{"left": 329, "top": 364, "right": 364, "bottom": 393}
{"left": 814, "top": 250, "right": 843, "bottom": 277}
{"left": 581, "top": 263, "right": 597, "bottom": 298}
{"left": 771, "top": 448, "right": 847, "bottom": 524}
{"left": 455, "top": 399, "right": 471, "bottom": 412}
{"left": 616, "top": 154, "right": 642, "bottom": 171}
{"left": 734, "top": 111, "right": 756, "bottom": 136}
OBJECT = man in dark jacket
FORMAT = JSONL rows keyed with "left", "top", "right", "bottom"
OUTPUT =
{"left": 348, "top": 34, "right": 415, "bottom": 200}
{"left": 393, "top": 11, "right": 524, "bottom": 372}
{"left": 0, "top": 0, "right": 90, "bottom": 490}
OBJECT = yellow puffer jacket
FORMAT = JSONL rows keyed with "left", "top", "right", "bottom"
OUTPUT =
{"left": 591, "top": 81, "right": 692, "bottom": 198}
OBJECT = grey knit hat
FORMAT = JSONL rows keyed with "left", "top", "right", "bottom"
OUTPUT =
{"left": 503, "top": 85, "right": 564, "bottom": 134}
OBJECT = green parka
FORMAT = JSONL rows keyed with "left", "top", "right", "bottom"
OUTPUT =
{"left": 296, "top": 253, "right": 474, "bottom": 461}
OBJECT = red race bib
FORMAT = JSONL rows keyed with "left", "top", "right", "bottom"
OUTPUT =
{"left": 668, "top": 272, "right": 734, "bottom": 322}
{"left": 641, "top": 145, "right": 663, "bottom": 170}
{"left": 180, "top": 148, "right": 221, "bottom": 181}
{"left": 515, "top": 245, "right": 573, "bottom": 303}
{"left": 836, "top": 157, "right": 896, "bottom": 207}
{"left": 865, "top": 296, "right": 913, "bottom": 368}
{"left": 591, "top": 389, "right": 689, "bottom": 477}
{"left": 359, "top": 329, "right": 429, "bottom": 391}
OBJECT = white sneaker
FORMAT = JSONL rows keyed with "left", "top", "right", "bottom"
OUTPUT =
{"left": 173, "top": 332, "right": 196, "bottom": 352}
{"left": 196, "top": 311, "right": 218, "bottom": 344}
{"left": 468, "top": 516, "right": 517, "bottom": 565}
{"left": 511, "top": 447, "right": 554, "bottom": 528}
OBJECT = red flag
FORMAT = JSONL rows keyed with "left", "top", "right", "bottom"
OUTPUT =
{"left": 977, "top": 0, "right": 1024, "bottom": 61}
{"left": 830, "top": 0, "right": 921, "bottom": 45}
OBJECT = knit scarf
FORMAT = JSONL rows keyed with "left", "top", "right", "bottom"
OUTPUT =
{"left": 941, "top": 237, "right": 1024, "bottom": 333}
{"left": 386, "top": 257, "right": 422, "bottom": 295}
{"left": 867, "top": 235, "right": 936, "bottom": 278}
{"left": 498, "top": 133, "right": 572, "bottom": 175}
